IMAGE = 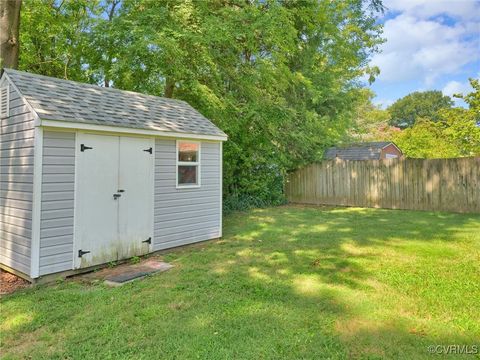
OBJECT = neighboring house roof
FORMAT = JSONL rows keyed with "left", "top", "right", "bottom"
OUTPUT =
{"left": 2, "top": 68, "right": 226, "bottom": 139}
{"left": 324, "top": 142, "right": 401, "bottom": 160}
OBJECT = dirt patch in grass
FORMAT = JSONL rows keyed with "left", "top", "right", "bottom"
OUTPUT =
{"left": 0, "top": 269, "right": 30, "bottom": 295}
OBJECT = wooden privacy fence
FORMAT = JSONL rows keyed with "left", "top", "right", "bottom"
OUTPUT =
{"left": 285, "top": 158, "right": 480, "bottom": 213}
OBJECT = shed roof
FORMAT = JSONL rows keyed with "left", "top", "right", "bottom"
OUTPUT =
{"left": 3, "top": 69, "right": 226, "bottom": 139}
{"left": 324, "top": 142, "right": 400, "bottom": 160}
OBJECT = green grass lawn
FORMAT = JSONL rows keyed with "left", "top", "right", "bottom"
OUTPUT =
{"left": 1, "top": 205, "right": 479, "bottom": 359}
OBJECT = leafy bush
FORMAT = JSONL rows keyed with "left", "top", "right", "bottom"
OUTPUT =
{"left": 223, "top": 192, "right": 287, "bottom": 214}
{"left": 223, "top": 163, "right": 287, "bottom": 214}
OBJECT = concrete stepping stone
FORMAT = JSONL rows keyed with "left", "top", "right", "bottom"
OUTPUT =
{"left": 104, "top": 260, "right": 173, "bottom": 286}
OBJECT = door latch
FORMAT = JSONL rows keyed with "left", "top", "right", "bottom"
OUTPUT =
{"left": 78, "top": 249, "right": 91, "bottom": 257}
{"left": 143, "top": 237, "right": 152, "bottom": 244}
{"left": 143, "top": 147, "right": 153, "bottom": 154}
{"left": 80, "top": 144, "right": 93, "bottom": 152}
{"left": 113, "top": 193, "right": 121, "bottom": 200}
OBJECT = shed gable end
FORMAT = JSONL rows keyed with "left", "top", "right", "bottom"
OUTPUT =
{"left": 0, "top": 80, "right": 36, "bottom": 276}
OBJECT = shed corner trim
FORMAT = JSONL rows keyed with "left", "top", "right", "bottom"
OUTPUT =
{"left": 30, "top": 126, "right": 43, "bottom": 279}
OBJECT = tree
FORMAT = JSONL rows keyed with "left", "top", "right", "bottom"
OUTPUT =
{"left": 454, "top": 78, "right": 480, "bottom": 124}
{"left": 348, "top": 88, "right": 396, "bottom": 141}
{"left": 19, "top": 0, "right": 98, "bottom": 81}
{"left": 0, "top": 0, "right": 22, "bottom": 69}
{"left": 393, "top": 84, "right": 480, "bottom": 159}
{"left": 437, "top": 107, "right": 480, "bottom": 157}
{"left": 87, "top": 0, "right": 121, "bottom": 87}
{"left": 394, "top": 118, "right": 459, "bottom": 158}
{"left": 388, "top": 90, "right": 453, "bottom": 128}
{"left": 17, "top": 0, "right": 385, "bottom": 210}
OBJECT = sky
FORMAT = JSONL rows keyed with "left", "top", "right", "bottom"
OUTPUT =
{"left": 369, "top": 0, "right": 480, "bottom": 108}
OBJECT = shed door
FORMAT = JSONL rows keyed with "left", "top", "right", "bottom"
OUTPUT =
{"left": 117, "top": 136, "right": 154, "bottom": 260}
{"left": 74, "top": 133, "right": 154, "bottom": 269}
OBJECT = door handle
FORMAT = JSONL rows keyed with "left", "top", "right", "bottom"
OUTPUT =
{"left": 113, "top": 193, "right": 121, "bottom": 200}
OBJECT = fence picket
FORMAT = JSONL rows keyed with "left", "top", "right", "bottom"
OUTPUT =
{"left": 285, "top": 158, "right": 480, "bottom": 213}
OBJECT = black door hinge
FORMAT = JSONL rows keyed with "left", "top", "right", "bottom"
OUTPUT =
{"left": 142, "top": 237, "right": 151, "bottom": 244}
{"left": 143, "top": 147, "right": 153, "bottom": 154}
{"left": 78, "top": 249, "right": 91, "bottom": 257}
{"left": 81, "top": 144, "right": 93, "bottom": 152}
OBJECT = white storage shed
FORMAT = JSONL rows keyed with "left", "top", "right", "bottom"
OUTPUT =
{"left": 0, "top": 69, "right": 227, "bottom": 281}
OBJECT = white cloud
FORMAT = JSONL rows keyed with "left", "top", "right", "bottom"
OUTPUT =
{"left": 371, "top": 1, "right": 480, "bottom": 85}
{"left": 384, "top": 0, "right": 480, "bottom": 21}
{"left": 373, "top": 98, "right": 394, "bottom": 109}
{"left": 442, "top": 80, "right": 473, "bottom": 98}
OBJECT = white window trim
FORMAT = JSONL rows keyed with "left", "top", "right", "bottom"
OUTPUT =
{"left": 176, "top": 140, "right": 201, "bottom": 188}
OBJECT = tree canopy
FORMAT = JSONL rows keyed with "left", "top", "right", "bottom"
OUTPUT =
{"left": 387, "top": 90, "right": 453, "bottom": 128}
{"left": 392, "top": 80, "right": 480, "bottom": 158}
{"left": 347, "top": 88, "right": 395, "bottom": 141}
{"left": 343, "top": 79, "right": 480, "bottom": 159}
{"left": 16, "top": 0, "right": 385, "bottom": 210}
{"left": 454, "top": 78, "right": 480, "bottom": 124}
{"left": 393, "top": 109, "right": 480, "bottom": 158}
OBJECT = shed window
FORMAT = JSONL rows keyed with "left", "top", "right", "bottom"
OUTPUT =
{"left": 177, "top": 141, "right": 200, "bottom": 187}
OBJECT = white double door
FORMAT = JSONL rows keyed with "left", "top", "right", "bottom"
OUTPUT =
{"left": 74, "top": 133, "right": 154, "bottom": 268}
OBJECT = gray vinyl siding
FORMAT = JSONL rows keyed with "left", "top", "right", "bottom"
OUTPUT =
{"left": 0, "top": 84, "right": 35, "bottom": 275}
{"left": 38, "top": 131, "right": 75, "bottom": 275}
{"left": 153, "top": 139, "right": 221, "bottom": 250}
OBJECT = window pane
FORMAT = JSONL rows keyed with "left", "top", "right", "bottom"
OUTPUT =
{"left": 178, "top": 142, "right": 199, "bottom": 162}
{"left": 178, "top": 165, "right": 197, "bottom": 185}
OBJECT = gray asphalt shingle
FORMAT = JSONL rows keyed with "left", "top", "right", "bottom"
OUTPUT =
{"left": 324, "top": 142, "right": 395, "bottom": 160}
{"left": 4, "top": 69, "right": 226, "bottom": 138}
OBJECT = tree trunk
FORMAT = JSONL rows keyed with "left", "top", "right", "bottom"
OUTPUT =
{"left": 164, "top": 77, "right": 175, "bottom": 98}
{"left": 103, "top": 0, "right": 119, "bottom": 87}
{"left": 104, "top": 57, "right": 111, "bottom": 87}
{"left": 0, "top": 0, "right": 22, "bottom": 69}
